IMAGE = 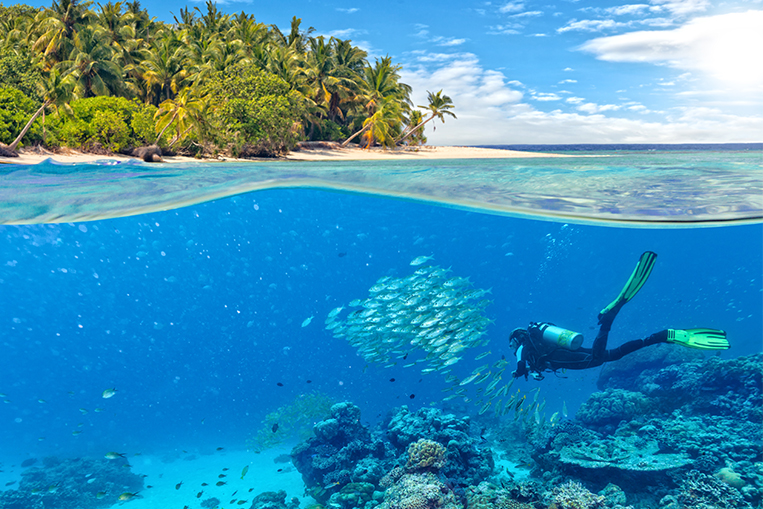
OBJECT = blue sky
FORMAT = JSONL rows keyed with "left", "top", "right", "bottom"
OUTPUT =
{"left": 36, "top": 0, "right": 763, "bottom": 143}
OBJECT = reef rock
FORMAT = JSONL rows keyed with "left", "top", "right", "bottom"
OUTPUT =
{"left": 0, "top": 456, "right": 143, "bottom": 509}
{"left": 132, "top": 145, "right": 163, "bottom": 162}
{"left": 386, "top": 406, "right": 494, "bottom": 486}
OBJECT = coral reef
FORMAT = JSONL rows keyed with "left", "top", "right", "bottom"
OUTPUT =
{"left": 575, "top": 389, "right": 655, "bottom": 430}
{"left": 291, "top": 403, "right": 495, "bottom": 504}
{"left": 0, "top": 456, "right": 143, "bottom": 509}
{"left": 673, "top": 470, "right": 751, "bottom": 509}
{"left": 405, "top": 439, "right": 447, "bottom": 472}
{"left": 201, "top": 498, "right": 221, "bottom": 509}
{"left": 530, "top": 353, "right": 762, "bottom": 508}
{"left": 464, "top": 481, "right": 535, "bottom": 509}
{"left": 248, "top": 391, "right": 336, "bottom": 452}
{"left": 248, "top": 490, "right": 300, "bottom": 509}
{"left": 386, "top": 406, "right": 495, "bottom": 486}
{"left": 549, "top": 481, "right": 606, "bottom": 509}
{"left": 377, "top": 471, "right": 460, "bottom": 509}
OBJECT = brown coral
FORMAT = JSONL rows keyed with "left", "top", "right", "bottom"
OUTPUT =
{"left": 380, "top": 466, "right": 405, "bottom": 488}
{"left": 405, "top": 439, "right": 447, "bottom": 472}
{"left": 377, "top": 472, "right": 460, "bottom": 509}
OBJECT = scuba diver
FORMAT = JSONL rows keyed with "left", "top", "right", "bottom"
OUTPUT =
{"left": 510, "top": 251, "right": 729, "bottom": 381}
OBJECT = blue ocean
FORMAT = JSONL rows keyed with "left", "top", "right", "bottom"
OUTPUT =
{"left": 0, "top": 146, "right": 761, "bottom": 509}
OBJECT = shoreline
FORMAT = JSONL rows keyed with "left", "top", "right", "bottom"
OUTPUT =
{"left": 0, "top": 145, "right": 565, "bottom": 166}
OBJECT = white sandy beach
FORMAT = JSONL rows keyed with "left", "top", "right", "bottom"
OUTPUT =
{"left": 0, "top": 145, "right": 562, "bottom": 166}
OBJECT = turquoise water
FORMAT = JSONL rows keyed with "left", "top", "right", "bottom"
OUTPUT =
{"left": 0, "top": 150, "right": 761, "bottom": 508}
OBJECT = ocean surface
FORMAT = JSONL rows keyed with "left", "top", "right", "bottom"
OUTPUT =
{"left": 0, "top": 147, "right": 761, "bottom": 509}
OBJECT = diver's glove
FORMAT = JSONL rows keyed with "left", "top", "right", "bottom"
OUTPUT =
{"left": 531, "top": 372, "right": 545, "bottom": 381}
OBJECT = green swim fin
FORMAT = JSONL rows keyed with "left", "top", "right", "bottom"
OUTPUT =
{"left": 599, "top": 251, "right": 658, "bottom": 318}
{"left": 667, "top": 328, "right": 729, "bottom": 350}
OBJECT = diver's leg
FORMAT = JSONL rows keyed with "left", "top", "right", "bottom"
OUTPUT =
{"left": 602, "top": 330, "right": 668, "bottom": 362}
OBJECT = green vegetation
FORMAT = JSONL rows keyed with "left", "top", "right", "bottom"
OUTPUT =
{"left": 246, "top": 391, "right": 335, "bottom": 452}
{"left": 0, "top": 0, "right": 455, "bottom": 157}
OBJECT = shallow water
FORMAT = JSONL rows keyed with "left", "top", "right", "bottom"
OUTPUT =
{"left": 0, "top": 149, "right": 761, "bottom": 509}
{"left": 1, "top": 150, "right": 761, "bottom": 226}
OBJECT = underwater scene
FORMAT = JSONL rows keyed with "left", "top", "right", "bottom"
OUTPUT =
{"left": 0, "top": 150, "right": 762, "bottom": 509}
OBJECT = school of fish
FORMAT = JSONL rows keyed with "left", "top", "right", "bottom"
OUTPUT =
{"left": 325, "top": 256, "right": 493, "bottom": 374}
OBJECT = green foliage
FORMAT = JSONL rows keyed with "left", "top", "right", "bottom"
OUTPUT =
{"left": 246, "top": 391, "right": 335, "bottom": 452}
{"left": 90, "top": 110, "right": 130, "bottom": 150}
{"left": 311, "top": 119, "right": 348, "bottom": 142}
{"left": 0, "top": 48, "right": 42, "bottom": 102}
{"left": 205, "top": 64, "right": 305, "bottom": 156}
{"left": 0, "top": 86, "right": 41, "bottom": 145}
{"left": 130, "top": 103, "right": 160, "bottom": 145}
{"left": 50, "top": 96, "right": 158, "bottom": 149}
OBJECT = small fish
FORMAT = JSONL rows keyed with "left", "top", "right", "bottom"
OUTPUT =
{"left": 72, "top": 430, "right": 82, "bottom": 436}
{"left": 105, "top": 452, "right": 126, "bottom": 459}
{"left": 276, "top": 382, "right": 283, "bottom": 387}
{"left": 216, "top": 481, "right": 227, "bottom": 486}
{"left": 327, "top": 306, "right": 344, "bottom": 318}
{"left": 409, "top": 394, "right": 416, "bottom": 399}
{"left": 118, "top": 492, "right": 139, "bottom": 501}
{"left": 38, "top": 399, "right": 46, "bottom": 404}
{"left": 478, "top": 401, "right": 492, "bottom": 415}
{"left": 102, "top": 388, "right": 117, "bottom": 399}
{"left": 241, "top": 465, "right": 249, "bottom": 480}
{"left": 79, "top": 408, "right": 88, "bottom": 414}
{"left": 562, "top": 401, "right": 568, "bottom": 418}
{"left": 96, "top": 491, "right": 107, "bottom": 499}
{"left": 201, "top": 483, "right": 208, "bottom": 486}
{"left": 216, "top": 447, "right": 224, "bottom": 451}
{"left": 459, "top": 372, "right": 481, "bottom": 386}
{"left": 48, "top": 483, "right": 60, "bottom": 493}
{"left": 474, "top": 350, "right": 492, "bottom": 360}
{"left": 410, "top": 255, "right": 434, "bottom": 266}
{"left": 218, "top": 474, "right": 226, "bottom": 478}
{"left": 301, "top": 316, "right": 314, "bottom": 327}
{"left": 473, "top": 371, "right": 492, "bottom": 385}
{"left": 197, "top": 491, "right": 203, "bottom": 498}
{"left": 175, "top": 481, "right": 183, "bottom": 490}
{"left": 237, "top": 501, "right": 247, "bottom": 506}
{"left": 389, "top": 378, "right": 396, "bottom": 382}
{"left": 272, "top": 423, "right": 279, "bottom": 433}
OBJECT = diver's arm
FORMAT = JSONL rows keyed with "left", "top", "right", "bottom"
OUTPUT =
{"left": 512, "top": 345, "right": 529, "bottom": 379}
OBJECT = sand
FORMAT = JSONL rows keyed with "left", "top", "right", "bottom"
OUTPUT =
{"left": 0, "top": 145, "right": 561, "bottom": 166}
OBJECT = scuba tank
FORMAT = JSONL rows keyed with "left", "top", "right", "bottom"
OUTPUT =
{"left": 529, "top": 322, "right": 584, "bottom": 351}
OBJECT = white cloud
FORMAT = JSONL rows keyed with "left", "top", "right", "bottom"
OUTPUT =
{"left": 510, "top": 10, "right": 544, "bottom": 17}
{"left": 648, "top": 0, "right": 710, "bottom": 15}
{"left": 400, "top": 52, "right": 763, "bottom": 143}
{"left": 558, "top": 79, "right": 577, "bottom": 83}
{"left": 606, "top": 4, "right": 651, "bottom": 15}
{"left": 499, "top": 0, "right": 526, "bottom": 13}
{"left": 577, "top": 102, "right": 621, "bottom": 113}
{"left": 532, "top": 92, "right": 563, "bottom": 101}
{"left": 336, "top": 7, "right": 359, "bottom": 13}
{"left": 432, "top": 36, "right": 468, "bottom": 46}
{"left": 558, "top": 18, "right": 629, "bottom": 32}
{"left": 579, "top": 10, "right": 763, "bottom": 86}
{"left": 325, "top": 28, "right": 367, "bottom": 38}
{"left": 563, "top": 67, "right": 574, "bottom": 71}
{"left": 488, "top": 24, "right": 523, "bottom": 34}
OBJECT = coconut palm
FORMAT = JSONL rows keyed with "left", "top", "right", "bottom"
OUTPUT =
{"left": 33, "top": 0, "right": 94, "bottom": 67}
{"left": 342, "top": 96, "right": 401, "bottom": 148}
{"left": 60, "top": 24, "right": 123, "bottom": 97}
{"left": 9, "top": 68, "right": 75, "bottom": 151}
{"left": 397, "top": 89, "right": 456, "bottom": 144}
{"left": 154, "top": 85, "right": 206, "bottom": 146}
{"left": 139, "top": 30, "right": 186, "bottom": 103}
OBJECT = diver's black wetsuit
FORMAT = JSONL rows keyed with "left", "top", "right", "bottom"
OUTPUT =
{"left": 513, "top": 305, "right": 668, "bottom": 379}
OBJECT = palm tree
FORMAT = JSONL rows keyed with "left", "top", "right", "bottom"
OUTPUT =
{"left": 33, "top": 0, "right": 94, "bottom": 67}
{"left": 9, "top": 68, "right": 75, "bottom": 150}
{"left": 154, "top": 86, "right": 206, "bottom": 146}
{"left": 139, "top": 30, "right": 186, "bottom": 103}
{"left": 60, "top": 25, "right": 123, "bottom": 97}
{"left": 402, "top": 110, "right": 427, "bottom": 146}
{"left": 397, "top": 89, "right": 456, "bottom": 144}
{"left": 342, "top": 96, "right": 401, "bottom": 148}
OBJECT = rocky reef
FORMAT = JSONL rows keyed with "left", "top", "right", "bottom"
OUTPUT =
{"left": 291, "top": 402, "right": 495, "bottom": 506}
{"left": 285, "top": 352, "right": 761, "bottom": 509}
{"left": 530, "top": 352, "right": 762, "bottom": 508}
{"left": 0, "top": 456, "right": 143, "bottom": 509}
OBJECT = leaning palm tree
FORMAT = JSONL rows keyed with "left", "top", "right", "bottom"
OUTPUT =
{"left": 9, "top": 68, "right": 75, "bottom": 151}
{"left": 154, "top": 86, "right": 206, "bottom": 146}
{"left": 342, "top": 96, "right": 401, "bottom": 148}
{"left": 397, "top": 89, "right": 456, "bottom": 144}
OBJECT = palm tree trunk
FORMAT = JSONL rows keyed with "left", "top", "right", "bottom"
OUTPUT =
{"left": 155, "top": 110, "right": 178, "bottom": 144}
{"left": 341, "top": 122, "right": 371, "bottom": 148}
{"left": 397, "top": 114, "right": 434, "bottom": 144}
{"left": 9, "top": 100, "right": 51, "bottom": 151}
{"left": 168, "top": 125, "right": 193, "bottom": 149}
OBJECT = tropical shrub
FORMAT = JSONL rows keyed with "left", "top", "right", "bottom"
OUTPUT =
{"left": 0, "top": 86, "right": 41, "bottom": 146}
{"left": 204, "top": 65, "right": 305, "bottom": 157}
{"left": 49, "top": 96, "right": 159, "bottom": 150}
{"left": 0, "top": 48, "right": 42, "bottom": 102}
